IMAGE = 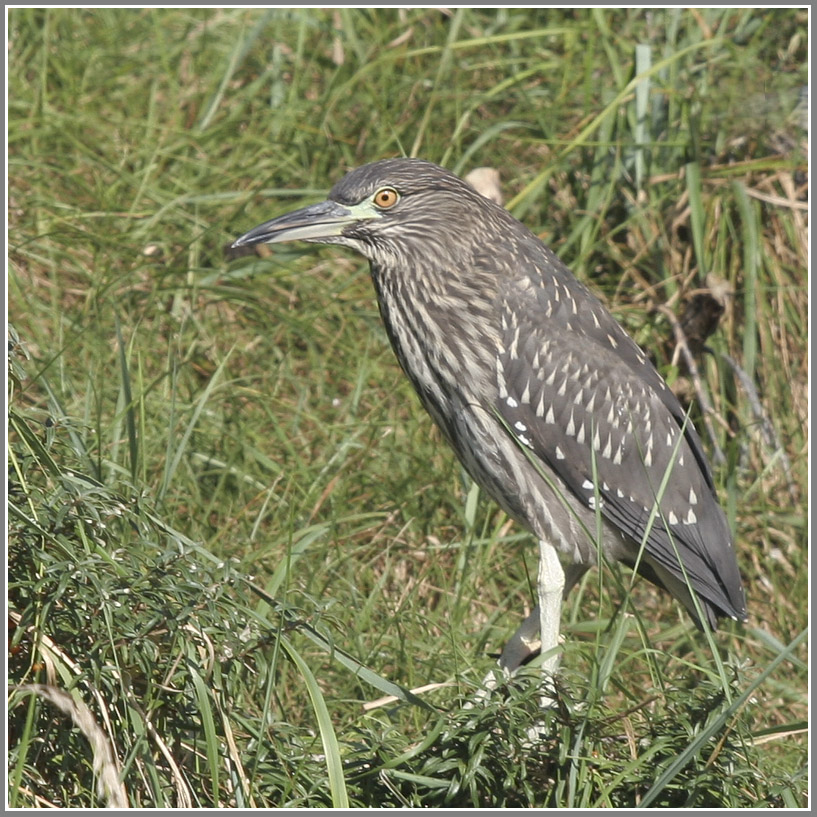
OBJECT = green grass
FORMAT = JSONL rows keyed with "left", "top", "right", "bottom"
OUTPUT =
{"left": 8, "top": 7, "right": 808, "bottom": 808}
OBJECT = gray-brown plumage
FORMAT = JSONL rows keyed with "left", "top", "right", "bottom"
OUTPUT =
{"left": 233, "top": 158, "right": 746, "bottom": 675}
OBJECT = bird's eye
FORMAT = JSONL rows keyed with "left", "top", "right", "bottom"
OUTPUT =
{"left": 373, "top": 187, "right": 400, "bottom": 209}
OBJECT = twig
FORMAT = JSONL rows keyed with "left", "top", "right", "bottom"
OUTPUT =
{"left": 718, "top": 351, "right": 799, "bottom": 503}
{"left": 656, "top": 304, "right": 726, "bottom": 465}
{"left": 363, "top": 682, "right": 456, "bottom": 711}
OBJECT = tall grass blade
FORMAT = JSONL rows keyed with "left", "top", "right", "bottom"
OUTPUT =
{"left": 280, "top": 636, "right": 350, "bottom": 808}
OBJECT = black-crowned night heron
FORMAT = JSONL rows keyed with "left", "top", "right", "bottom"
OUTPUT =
{"left": 233, "top": 158, "right": 747, "bottom": 686}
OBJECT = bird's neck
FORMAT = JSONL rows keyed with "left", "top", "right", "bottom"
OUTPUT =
{"left": 369, "top": 260, "right": 500, "bottom": 407}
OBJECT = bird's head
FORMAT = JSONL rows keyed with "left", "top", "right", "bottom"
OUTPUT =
{"left": 232, "top": 159, "right": 507, "bottom": 270}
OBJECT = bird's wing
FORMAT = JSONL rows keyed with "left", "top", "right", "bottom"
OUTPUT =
{"left": 495, "top": 269, "right": 745, "bottom": 621}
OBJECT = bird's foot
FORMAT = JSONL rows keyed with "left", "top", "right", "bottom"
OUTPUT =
{"left": 472, "top": 604, "right": 561, "bottom": 720}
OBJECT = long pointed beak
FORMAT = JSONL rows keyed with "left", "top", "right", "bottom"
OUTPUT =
{"left": 232, "top": 199, "right": 369, "bottom": 249}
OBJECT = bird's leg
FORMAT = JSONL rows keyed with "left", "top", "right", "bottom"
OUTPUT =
{"left": 474, "top": 606, "right": 539, "bottom": 704}
{"left": 497, "top": 605, "right": 541, "bottom": 673}
{"left": 535, "top": 539, "right": 564, "bottom": 707}
{"left": 474, "top": 609, "right": 536, "bottom": 705}
{"left": 479, "top": 540, "right": 564, "bottom": 709}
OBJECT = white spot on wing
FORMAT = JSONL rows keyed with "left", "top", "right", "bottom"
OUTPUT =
{"left": 514, "top": 421, "right": 527, "bottom": 432}
{"left": 545, "top": 405, "right": 555, "bottom": 424}
{"left": 689, "top": 488, "right": 698, "bottom": 505}
{"left": 509, "top": 327, "right": 520, "bottom": 359}
{"left": 668, "top": 511, "right": 679, "bottom": 525}
{"left": 555, "top": 446, "right": 565, "bottom": 460}
{"left": 582, "top": 479, "right": 594, "bottom": 490}
{"left": 506, "top": 396, "right": 518, "bottom": 408}
{"left": 685, "top": 508, "right": 697, "bottom": 524}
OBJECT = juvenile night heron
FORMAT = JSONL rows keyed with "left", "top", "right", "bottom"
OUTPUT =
{"left": 233, "top": 158, "right": 746, "bottom": 684}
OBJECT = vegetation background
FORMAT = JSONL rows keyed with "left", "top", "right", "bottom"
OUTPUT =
{"left": 8, "top": 7, "right": 808, "bottom": 808}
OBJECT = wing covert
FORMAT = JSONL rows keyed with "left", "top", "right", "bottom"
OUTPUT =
{"left": 495, "top": 271, "right": 745, "bottom": 620}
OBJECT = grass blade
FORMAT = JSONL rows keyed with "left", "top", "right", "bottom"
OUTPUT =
{"left": 280, "top": 636, "right": 350, "bottom": 808}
